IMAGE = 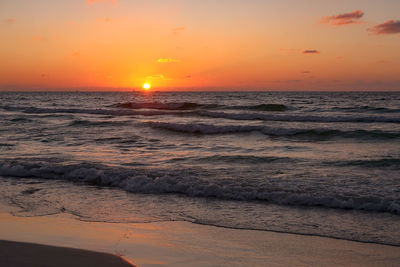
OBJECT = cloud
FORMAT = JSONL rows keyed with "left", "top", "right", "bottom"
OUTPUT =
{"left": 281, "top": 48, "right": 320, "bottom": 55}
{"left": 321, "top": 10, "right": 364, "bottom": 26}
{"left": 157, "top": 58, "right": 180, "bottom": 63}
{"left": 301, "top": 71, "right": 312, "bottom": 74}
{"left": 4, "top": 18, "right": 17, "bottom": 24}
{"left": 173, "top": 27, "right": 185, "bottom": 35}
{"left": 367, "top": 20, "right": 400, "bottom": 35}
{"left": 86, "top": 0, "right": 118, "bottom": 4}
{"left": 145, "top": 74, "right": 165, "bottom": 79}
{"left": 302, "top": 50, "right": 320, "bottom": 54}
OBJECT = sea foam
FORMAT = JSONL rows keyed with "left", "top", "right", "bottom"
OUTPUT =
{"left": 1, "top": 161, "right": 399, "bottom": 215}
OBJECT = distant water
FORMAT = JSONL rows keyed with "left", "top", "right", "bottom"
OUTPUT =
{"left": 0, "top": 91, "right": 399, "bottom": 246}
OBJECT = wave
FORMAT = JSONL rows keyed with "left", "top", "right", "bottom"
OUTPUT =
{"left": 4, "top": 106, "right": 194, "bottom": 117}
{"left": 8, "top": 105, "right": 399, "bottom": 125}
{"left": 114, "top": 102, "right": 288, "bottom": 112}
{"left": 114, "top": 102, "right": 211, "bottom": 110}
{"left": 233, "top": 104, "right": 288, "bottom": 111}
{"left": 0, "top": 161, "right": 399, "bottom": 215}
{"left": 148, "top": 121, "right": 261, "bottom": 134}
{"left": 10, "top": 117, "right": 33, "bottom": 123}
{"left": 199, "top": 111, "right": 400, "bottom": 123}
{"left": 195, "top": 155, "right": 293, "bottom": 164}
{"left": 0, "top": 143, "right": 15, "bottom": 147}
{"left": 332, "top": 158, "right": 400, "bottom": 168}
{"left": 147, "top": 121, "right": 400, "bottom": 139}
{"left": 4, "top": 105, "right": 399, "bottom": 125}
{"left": 69, "top": 119, "right": 129, "bottom": 127}
{"left": 332, "top": 106, "right": 400, "bottom": 113}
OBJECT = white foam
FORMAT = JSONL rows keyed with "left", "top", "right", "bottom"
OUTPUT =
{"left": 1, "top": 161, "right": 398, "bottom": 214}
{"left": 146, "top": 121, "right": 399, "bottom": 139}
{"left": 200, "top": 111, "right": 400, "bottom": 123}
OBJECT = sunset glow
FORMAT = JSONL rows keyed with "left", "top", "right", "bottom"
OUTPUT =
{"left": 1, "top": 2, "right": 400, "bottom": 266}
{"left": 143, "top": 83, "right": 151, "bottom": 90}
{"left": 0, "top": 1, "right": 399, "bottom": 91}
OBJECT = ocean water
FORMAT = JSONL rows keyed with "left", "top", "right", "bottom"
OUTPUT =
{"left": 0, "top": 91, "right": 399, "bottom": 246}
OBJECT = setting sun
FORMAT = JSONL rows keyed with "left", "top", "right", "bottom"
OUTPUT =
{"left": 143, "top": 83, "right": 151, "bottom": 90}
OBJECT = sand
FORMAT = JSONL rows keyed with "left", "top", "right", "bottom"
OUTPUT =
{"left": 0, "top": 211, "right": 399, "bottom": 266}
{"left": 0, "top": 240, "right": 135, "bottom": 267}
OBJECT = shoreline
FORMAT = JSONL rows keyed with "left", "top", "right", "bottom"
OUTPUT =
{"left": 1, "top": 211, "right": 399, "bottom": 266}
{"left": 192, "top": 220, "right": 400, "bottom": 248}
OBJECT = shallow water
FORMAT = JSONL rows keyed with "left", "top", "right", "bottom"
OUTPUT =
{"left": 0, "top": 91, "right": 399, "bottom": 245}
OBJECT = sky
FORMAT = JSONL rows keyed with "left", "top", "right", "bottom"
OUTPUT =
{"left": 0, "top": 0, "right": 399, "bottom": 91}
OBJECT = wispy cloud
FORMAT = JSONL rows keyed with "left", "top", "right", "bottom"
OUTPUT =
{"left": 4, "top": 18, "right": 17, "bottom": 24}
{"left": 368, "top": 20, "right": 400, "bottom": 35}
{"left": 320, "top": 10, "right": 364, "bottom": 26}
{"left": 301, "top": 71, "right": 312, "bottom": 74}
{"left": 172, "top": 27, "right": 185, "bottom": 35}
{"left": 145, "top": 74, "right": 165, "bottom": 79}
{"left": 302, "top": 50, "right": 320, "bottom": 54}
{"left": 157, "top": 58, "right": 180, "bottom": 63}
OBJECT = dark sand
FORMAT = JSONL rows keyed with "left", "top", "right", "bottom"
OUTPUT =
{"left": 0, "top": 240, "right": 135, "bottom": 267}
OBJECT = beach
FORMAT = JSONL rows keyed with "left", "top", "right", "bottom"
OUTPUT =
{"left": 1, "top": 91, "right": 399, "bottom": 266}
{"left": 1, "top": 210, "right": 399, "bottom": 267}
{"left": 0, "top": 240, "right": 135, "bottom": 267}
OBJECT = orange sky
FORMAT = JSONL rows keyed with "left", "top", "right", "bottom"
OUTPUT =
{"left": 0, "top": 0, "right": 399, "bottom": 91}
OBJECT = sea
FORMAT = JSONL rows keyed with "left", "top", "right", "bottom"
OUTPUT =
{"left": 0, "top": 91, "right": 399, "bottom": 246}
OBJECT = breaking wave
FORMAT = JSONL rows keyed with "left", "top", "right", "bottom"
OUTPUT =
{"left": 5, "top": 105, "right": 399, "bottom": 124}
{"left": 147, "top": 121, "right": 400, "bottom": 139}
{"left": 0, "top": 161, "right": 399, "bottom": 215}
{"left": 199, "top": 111, "right": 400, "bottom": 123}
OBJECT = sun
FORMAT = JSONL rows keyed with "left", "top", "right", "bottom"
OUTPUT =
{"left": 143, "top": 83, "right": 151, "bottom": 90}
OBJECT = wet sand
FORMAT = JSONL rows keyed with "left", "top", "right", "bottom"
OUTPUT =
{"left": 0, "top": 212, "right": 399, "bottom": 266}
